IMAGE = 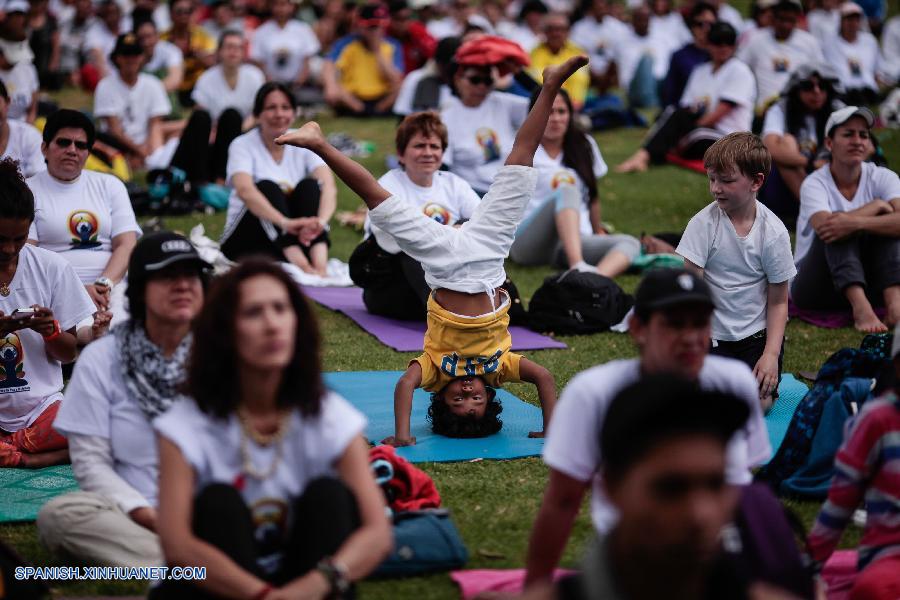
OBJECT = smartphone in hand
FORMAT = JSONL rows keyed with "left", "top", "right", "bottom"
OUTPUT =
{"left": 10, "top": 308, "right": 35, "bottom": 320}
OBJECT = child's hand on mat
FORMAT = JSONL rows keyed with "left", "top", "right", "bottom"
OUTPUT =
{"left": 381, "top": 435, "right": 416, "bottom": 447}
{"left": 753, "top": 353, "right": 779, "bottom": 402}
{"left": 528, "top": 430, "right": 545, "bottom": 439}
{"left": 275, "top": 122, "right": 325, "bottom": 150}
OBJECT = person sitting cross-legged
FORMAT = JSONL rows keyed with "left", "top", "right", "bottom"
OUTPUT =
{"left": 275, "top": 57, "right": 591, "bottom": 446}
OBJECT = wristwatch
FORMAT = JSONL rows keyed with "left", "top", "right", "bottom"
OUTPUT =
{"left": 94, "top": 276, "right": 113, "bottom": 289}
{"left": 316, "top": 557, "right": 350, "bottom": 597}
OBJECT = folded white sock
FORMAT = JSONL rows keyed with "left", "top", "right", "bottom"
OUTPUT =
{"left": 572, "top": 260, "right": 597, "bottom": 273}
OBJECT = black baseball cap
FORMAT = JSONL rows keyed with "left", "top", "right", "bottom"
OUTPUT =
{"left": 634, "top": 268, "right": 716, "bottom": 316}
{"left": 128, "top": 231, "right": 211, "bottom": 280}
{"left": 111, "top": 33, "right": 143, "bottom": 58}
{"left": 601, "top": 374, "right": 749, "bottom": 479}
{"left": 708, "top": 21, "right": 737, "bottom": 46}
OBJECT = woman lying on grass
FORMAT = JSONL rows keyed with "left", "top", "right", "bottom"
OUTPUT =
{"left": 275, "top": 56, "right": 590, "bottom": 446}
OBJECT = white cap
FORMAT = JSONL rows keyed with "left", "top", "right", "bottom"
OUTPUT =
{"left": 0, "top": 38, "right": 34, "bottom": 65}
{"left": 409, "top": 0, "right": 438, "bottom": 8}
{"left": 839, "top": 1, "right": 864, "bottom": 17}
{"left": 3, "top": 0, "right": 29, "bottom": 13}
{"left": 824, "top": 105, "right": 874, "bottom": 137}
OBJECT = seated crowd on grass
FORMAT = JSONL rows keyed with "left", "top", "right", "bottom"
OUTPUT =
{"left": 0, "top": 0, "right": 898, "bottom": 596}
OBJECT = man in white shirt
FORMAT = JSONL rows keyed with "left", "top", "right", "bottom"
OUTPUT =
{"left": 824, "top": 1, "right": 882, "bottom": 105}
{"left": 570, "top": 0, "right": 629, "bottom": 93}
{"left": 610, "top": 4, "right": 673, "bottom": 107}
{"left": 737, "top": 0, "right": 824, "bottom": 112}
{"left": 135, "top": 18, "right": 184, "bottom": 94}
{"left": 523, "top": 268, "right": 770, "bottom": 587}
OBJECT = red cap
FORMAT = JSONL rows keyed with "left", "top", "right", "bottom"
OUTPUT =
{"left": 454, "top": 36, "right": 530, "bottom": 74}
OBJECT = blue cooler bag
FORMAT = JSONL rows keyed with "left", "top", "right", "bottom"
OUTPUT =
{"left": 372, "top": 509, "right": 468, "bottom": 577}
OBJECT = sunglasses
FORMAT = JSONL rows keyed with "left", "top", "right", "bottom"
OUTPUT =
{"left": 797, "top": 80, "right": 826, "bottom": 92}
{"left": 465, "top": 75, "right": 494, "bottom": 86}
{"left": 54, "top": 137, "right": 90, "bottom": 150}
{"left": 691, "top": 19, "right": 714, "bottom": 28}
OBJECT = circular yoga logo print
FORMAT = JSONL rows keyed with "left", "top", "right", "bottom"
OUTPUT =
{"left": 550, "top": 170, "right": 577, "bottom": 189}
{"left": 422, "top": 202, "right": 452, "bottom": 225}
{"left": 68, "top": 210, "right": 102, "bottom": 249}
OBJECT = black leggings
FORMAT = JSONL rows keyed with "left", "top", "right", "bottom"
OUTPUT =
{"left": 221, "top": 178, "right": 329, "bottom": 262}
{"left": 149, "top": 478, "right": 360, "bottom": 599}
{"left": 363, "top": 252, "right": 431, "bottom": 321}
{"left": 643, "top": 106, "right": 720, "bottom": 163}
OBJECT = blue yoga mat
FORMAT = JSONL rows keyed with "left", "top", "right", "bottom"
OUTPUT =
{"left": 0, "top": 464, "right": 78, "bottom": 523}
{"left": 764, "top": 374, "right": 808, "bottom": 462}
{"left": 324, "top": 371, "right": 544, "bottom": 463}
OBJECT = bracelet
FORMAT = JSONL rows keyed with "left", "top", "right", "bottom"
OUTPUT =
{"left": 42, "top": 320, "right": 61, "bottom": 342}
{"left": 316, "top": 557, "right": 350, "bottom": 596}
{"left": 251, "top": 583, "right": 273, "bottom": 600}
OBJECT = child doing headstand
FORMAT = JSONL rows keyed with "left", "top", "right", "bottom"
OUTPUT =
{"left": 276, "top": 56, "right": 589, "bottom": 445}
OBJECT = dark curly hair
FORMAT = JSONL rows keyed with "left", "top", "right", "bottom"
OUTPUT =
{"left": 0, "top": 157, "right": 33, "bottom": 222}
{"left": 186, "top": 257, "right": 325, "bottom": 419}
{"left": 427, "top": 383, "right": 503, "bottom": 438}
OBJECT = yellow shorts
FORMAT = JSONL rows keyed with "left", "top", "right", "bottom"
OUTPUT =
{"left": 413, "top": 293, "right": 522, "bottom": 393}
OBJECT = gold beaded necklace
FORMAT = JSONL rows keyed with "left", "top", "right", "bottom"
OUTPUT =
{"left": 237, "top": 409, "right": 291, "bottom": 480}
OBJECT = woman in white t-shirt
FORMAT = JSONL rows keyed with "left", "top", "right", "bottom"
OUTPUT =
{"left": 441, "top": 63, "right": 529, "bottom": 194}
{"left": 616, "top": 21, "right": 756, "bottom": 173}
{"left": 351, "top": 111, "right": 481, "bottom": 319}
{"left": 510, "top": 90, "right": 639, "bottom": 276}
{"left": 220, "top": 82, "right": 337, "bottom": 277}
{"left": 249, "top": 0, "right": 320, "bottom": 84}
{"left": 27, "top": 110, "right": 141, "bottom": 342}
{"left": 792, "top": 106, "right": 900, "bottom": 333}
{"left": 152, "top": 259, "right": 390, "bottom": 599}
{"left": 759, "top": 64, "right": 844, "bottom": 224}
{"left": 37, "top": 231, "right": 209, "bottom": 568}
{"left": 0, "top": 80, "right": 43, "bottom": 177}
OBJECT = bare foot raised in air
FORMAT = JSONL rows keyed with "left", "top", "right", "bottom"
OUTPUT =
{"left": 853, "top": 304, "right": 888, "bottom": 333}
{"left": 542, "top": 55, "right": 589, "bottom": 89}
{"left": 275, "top": 121, "right": 325, "bottom": 150}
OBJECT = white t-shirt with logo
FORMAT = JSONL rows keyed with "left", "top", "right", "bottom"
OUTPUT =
{"left": 4, "top": 120, "right": 44, "bottom": 178}
{"left": 529, "top": 135, "right": 607, "bottom": 237}
{"left": 680, "top": 57, "right": 756, "bottom": 134}
{"left": 27, "top": 169, "right": 142, "bottom": 285}
{"left": 154, "top": 393, "right": 366, "bottom": 575}
{"left": 609, "top": 28, "right": 673, "bottom": 88}
{"left": 249, "top": 19, "right": 320, "bottom": 83}
{"left": 142, "top": 40, "right": 183, "bottom": 76}
{"left": 54, "top": 334, "right": 160, "bottom": 509}
{"left": 823, "top": 33, "right": 880, "bottom": 92}
{"left": 543, "top": 356, "right": 771, "bottom": 534}
{"left": 570, "top": 15, "right": 629, "bottom": 75}
{"left": 796, "top": 163, "right": 900, "bottom": 265}
{"left": 0, "top": 62, "right": 38, "bottom": 122}
{"left": 366, "top": 168, "right": 481, "bottom": 254}
{"left": 93, "top": 71, "right": 172, "bottom": 146}
{"left": 736, "top": 28, "right": 824, "bottom": 110}
{"left": 0, "top": 245, "right": 95, "bottom": 432}
{"left": 191, "top": 64, "right": 266, "bottom": 121}
{"left": 441, "top": 92, "right": 529, "bottom": 193}
{"left": 677, "top": 200, "right": 796, "bottom": 341}
{"left": 222, "top": 128, "right": 327, "bottom": 241}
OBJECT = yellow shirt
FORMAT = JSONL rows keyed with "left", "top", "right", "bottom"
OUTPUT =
{"left": 529, "top": 41, "right": 591, "bottom": 108}
{"left": 334, "top": 38, "right": 397, "bottom": 101}
{"left": 163, "top": 27, "right": 215, "bottom": 91}
{"left": 414, "top": 293, "right": 522, "bottom": 393}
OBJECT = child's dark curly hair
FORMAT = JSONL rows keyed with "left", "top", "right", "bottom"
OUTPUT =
{"left": 427, "top": 385, "right": 503, "bottom": 438}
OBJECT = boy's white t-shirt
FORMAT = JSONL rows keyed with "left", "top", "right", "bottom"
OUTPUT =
{"left": 191, "top": 64, "right": 266, "bottom": 120}
{"left": 0, "top": 245, "right": 95, "bottom": 432}
{"left": 154, "top": 393, "right": 366, "bottom": 575}
{"left": 736, "top": 28, "right": 824, "bottom": 109}
{"left": 0, "top": 62, "right": 39, "bottom": 121}
{"left": 796, "top": 163, "right": 900, "bottom": 264}
{"left": 54, "top": 334, "right": 160, "bottom": 509}
{"left": 367, "top": 168, "right": 481, "bottom": 254}
{"left": 222, "top": 128, "right": 327, "bottom": 239}
{"left": 823, "top": 33, "right": 880, "bottom": 92}
{"left": 249, "top": 19, "right": 320, "bottom": 83}
{"left": 529, "top": 135, "right": 607, "bottom": 237}
{"left": 677, "top": 200, "right": 796, "bottom": 341}
{"left": 27, "top": 169, "right": 142, "bottom": 285}
{"left": 441, "top": 92, "right": 529, "bottom": 193}
{"left": 680, "top": 57, "right": 756, "bottom": 134}
{"left": 543, "top": 356, "right": 771, "bottom": 534}
{"left": 142, "top": 40, "right": 183, "bottom": 75}
{"left": 570, "top": 15, "right": 629, "bottom": 74}
{"left": 4, "top": 120, "right": 45, "bottom": 178}
{"left": 93, "top": 71, "right": 172, "bottom": 146}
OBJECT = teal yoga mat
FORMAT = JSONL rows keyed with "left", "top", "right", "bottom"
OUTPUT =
{"left": 765, "top": 374, "right": 809, "bottom": 462}
{"left": 0, "top": 464, "right": 77, "bottom": 523}
{"left": 324, "top": 371, "right": 544, "bottom": 463}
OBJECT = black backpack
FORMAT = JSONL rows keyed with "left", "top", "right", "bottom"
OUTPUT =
{"left": 528, "top": 270, "right": 633, "bottom": 335}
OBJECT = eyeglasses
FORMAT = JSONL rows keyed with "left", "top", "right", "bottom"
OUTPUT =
{"left": 464, "top": 75, "right": 494, "bottom": 86}
{"left": 54, "top": 137, "right": 90, "bottom": 150}
{"left": 797, "top": 80, "right": 825, "bottom": 92}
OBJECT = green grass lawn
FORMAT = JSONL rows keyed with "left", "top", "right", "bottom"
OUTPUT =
{"left": 2, "top": 110, "right": 896, "bottom": 598}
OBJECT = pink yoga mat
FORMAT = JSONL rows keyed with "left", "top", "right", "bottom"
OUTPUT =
{"left": 302, "top": 286, "right": 567, "bottom": 352}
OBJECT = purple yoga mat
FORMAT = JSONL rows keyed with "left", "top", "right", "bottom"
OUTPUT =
{"left": 789, "top": 300, "right": 886, "bottom": 329}
{"left": 303, "top": 285, "right": 567, "bottom": 352}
